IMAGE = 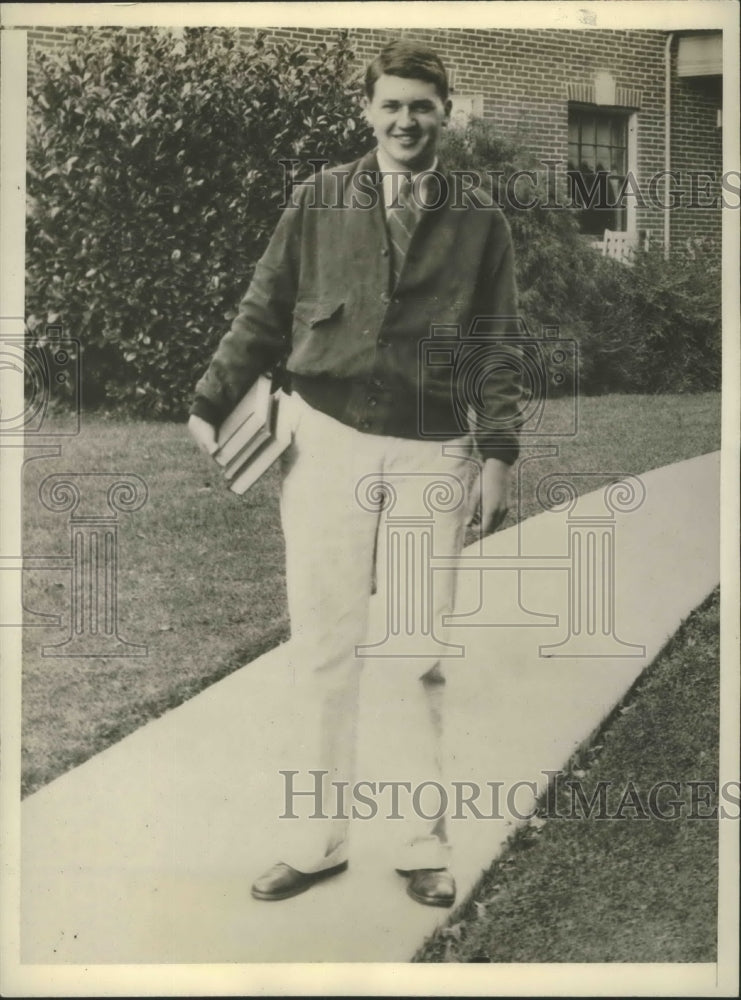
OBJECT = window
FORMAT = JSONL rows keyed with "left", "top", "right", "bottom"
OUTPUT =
{"left": 448, "top": 93, "right": 483, "bottom": 128}
{"left": 567, "top": 107, "right": 630, "bottom": 235}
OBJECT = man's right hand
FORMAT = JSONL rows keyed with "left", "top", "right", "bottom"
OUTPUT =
{"left": 188, "top": 414, "right": 218, "bottom": 457}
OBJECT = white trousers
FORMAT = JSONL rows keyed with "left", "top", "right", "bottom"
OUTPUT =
{"left": 277, "top": 391, "right": 474, "bottom": 873}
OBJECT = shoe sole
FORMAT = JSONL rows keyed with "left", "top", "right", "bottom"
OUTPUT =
{"left": 250, "top": 861, "right": 348, "bottom": 901}
{"left": 405, "top": 882, "right": 455, "bottom": 908}
{"left": 396, "top": 868, "right": 455, "bottom": 908}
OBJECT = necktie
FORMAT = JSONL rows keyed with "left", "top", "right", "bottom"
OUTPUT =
{"left": 387, "top": 174, "right": 420, "bottom": 286}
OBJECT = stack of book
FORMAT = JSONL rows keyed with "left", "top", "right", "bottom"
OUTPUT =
{"left": 214, "top": 376, "right": 291, "bottom": 495}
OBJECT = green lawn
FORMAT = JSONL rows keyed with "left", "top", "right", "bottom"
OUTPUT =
{"left": 21, "top": 392, "right": 721, "bottom": 797}
{"left": 414, "top": 587, "right": 721, "bottom": 963}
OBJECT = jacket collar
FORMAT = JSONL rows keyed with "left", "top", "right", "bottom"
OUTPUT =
{"left": 355, "top": 149, "right": 453, "bottom": 212}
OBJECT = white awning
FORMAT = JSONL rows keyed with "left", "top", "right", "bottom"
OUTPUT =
{"left": 677, "top": 32, "right": 722, "bottom": 77}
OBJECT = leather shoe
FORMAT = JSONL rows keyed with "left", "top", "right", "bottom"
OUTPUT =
{"left": 251, "top": 860, "right": 348, "bottom": 901}
{"left": 397, "top": 867, "right": 456, "bottom": 908}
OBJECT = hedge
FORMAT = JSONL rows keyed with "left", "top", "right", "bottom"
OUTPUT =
{"left": 27, "top": 32, "right": 720, "bottom": 418}
{"left": 26, "top": 27, "right": 372, "bottom": 416}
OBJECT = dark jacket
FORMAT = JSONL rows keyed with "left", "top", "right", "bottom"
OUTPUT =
{"left": 192, "top": 151, "right": 523, "bottom": 462}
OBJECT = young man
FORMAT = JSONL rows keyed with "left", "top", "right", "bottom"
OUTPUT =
{"left": 189, "top": 40, "right": 522, "bottom": 908}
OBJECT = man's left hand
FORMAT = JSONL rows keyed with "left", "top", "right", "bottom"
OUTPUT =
{"left": 466, "top": 458, "right": 512, "bottom": 539}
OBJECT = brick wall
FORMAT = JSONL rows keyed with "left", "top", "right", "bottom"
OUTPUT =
{"left": 668, "top": 38, "right": 723, "bottom": 250}
{"left": 254, "top": 26, "right": 670, "bottom": 243}
{"left": 26, "top": 24, "right": 140, "bottom": 74}
{"left": 24, "top": 24, "right": 722, "bottom": 252}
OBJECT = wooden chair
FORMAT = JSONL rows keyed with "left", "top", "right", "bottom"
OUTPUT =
{"left": 603, "top": 229, "right": 635, "bottom": 260}
{"left": 593, "top": 229, "right": 650, "bottom": 264}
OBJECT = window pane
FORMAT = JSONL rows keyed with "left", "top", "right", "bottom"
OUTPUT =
{"left": 581, "top": 146, "right": 596, "bottom": 172}
{"left": 595, "top": 145, "right": 611, "bottom": 172}
{"left": 611, "top": 118, "right": 627, "bottom": 146}
{"left": 596, "top": 118, "right": 611, "bottom": 146}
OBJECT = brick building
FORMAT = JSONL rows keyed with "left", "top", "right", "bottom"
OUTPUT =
{"left": 26, "top": 24, "right": 725, "bottom": 255}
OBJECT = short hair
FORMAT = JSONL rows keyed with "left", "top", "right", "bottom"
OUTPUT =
{"left": 364, "top": 40, "right": 449, "bottom": 101}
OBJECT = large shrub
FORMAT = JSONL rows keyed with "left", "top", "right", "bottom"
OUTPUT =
{"left": 439, "top": 120, "right": 721, "bottom": 395}
{"left": 26, "top": 27, "right": 372, "bottom": 416}
{"left": 586, "top": 238, "right": 722, "bottom": 394}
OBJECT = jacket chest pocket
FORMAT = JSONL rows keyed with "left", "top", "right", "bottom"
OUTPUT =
{"left": 293, "top": 298, "right": 344, "bottom": 331}
{"left": 289, "top": 298, "right": 347, "bottom": 371}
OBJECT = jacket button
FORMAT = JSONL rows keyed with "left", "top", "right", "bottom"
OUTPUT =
{"left": 367, "top": 397, "right": 377, "bottom": 407}
{"left": 380, "top": 291, "right": 390, "bottom": 304}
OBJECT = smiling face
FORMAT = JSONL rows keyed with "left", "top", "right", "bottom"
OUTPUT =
{"left": 363, "top": 74, "right": 451, "bottom": 173}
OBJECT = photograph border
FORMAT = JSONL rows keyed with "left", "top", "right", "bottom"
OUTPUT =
{"left": 1, "top": 2, "right": 739, "bottom": 995}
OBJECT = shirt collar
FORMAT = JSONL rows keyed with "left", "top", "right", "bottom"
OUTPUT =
{"left": 375, "top": 149, "right": 440, "bottom": 211}
{"left": 375, "top": 147, "right": 439, "bottom": 178}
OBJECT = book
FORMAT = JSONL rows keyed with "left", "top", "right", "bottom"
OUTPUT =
{"left": 214, "top": 376, "right": 273, "bottom": 469}
{"left": 213, "top": 376, "right": 292, "bottom": 495}
{"left": 228, "top": 396, "right": 292, "bottom": 495}
{"left": 222, "top": 397, "right": 276, "bottom": 480}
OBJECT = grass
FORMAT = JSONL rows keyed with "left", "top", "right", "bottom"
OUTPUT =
{"left": 21, "top": 392, "right": 721, "bottom": 797}
{"left": 413, "top": 587, "right": 721, "bottom": 963}
{"left": 21, "top": 418, "right": 289, "bottom": 796}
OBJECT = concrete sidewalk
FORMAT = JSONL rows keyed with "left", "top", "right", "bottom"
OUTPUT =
{"left": 21, "top": 452, "right": 720, "bottom": 963}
